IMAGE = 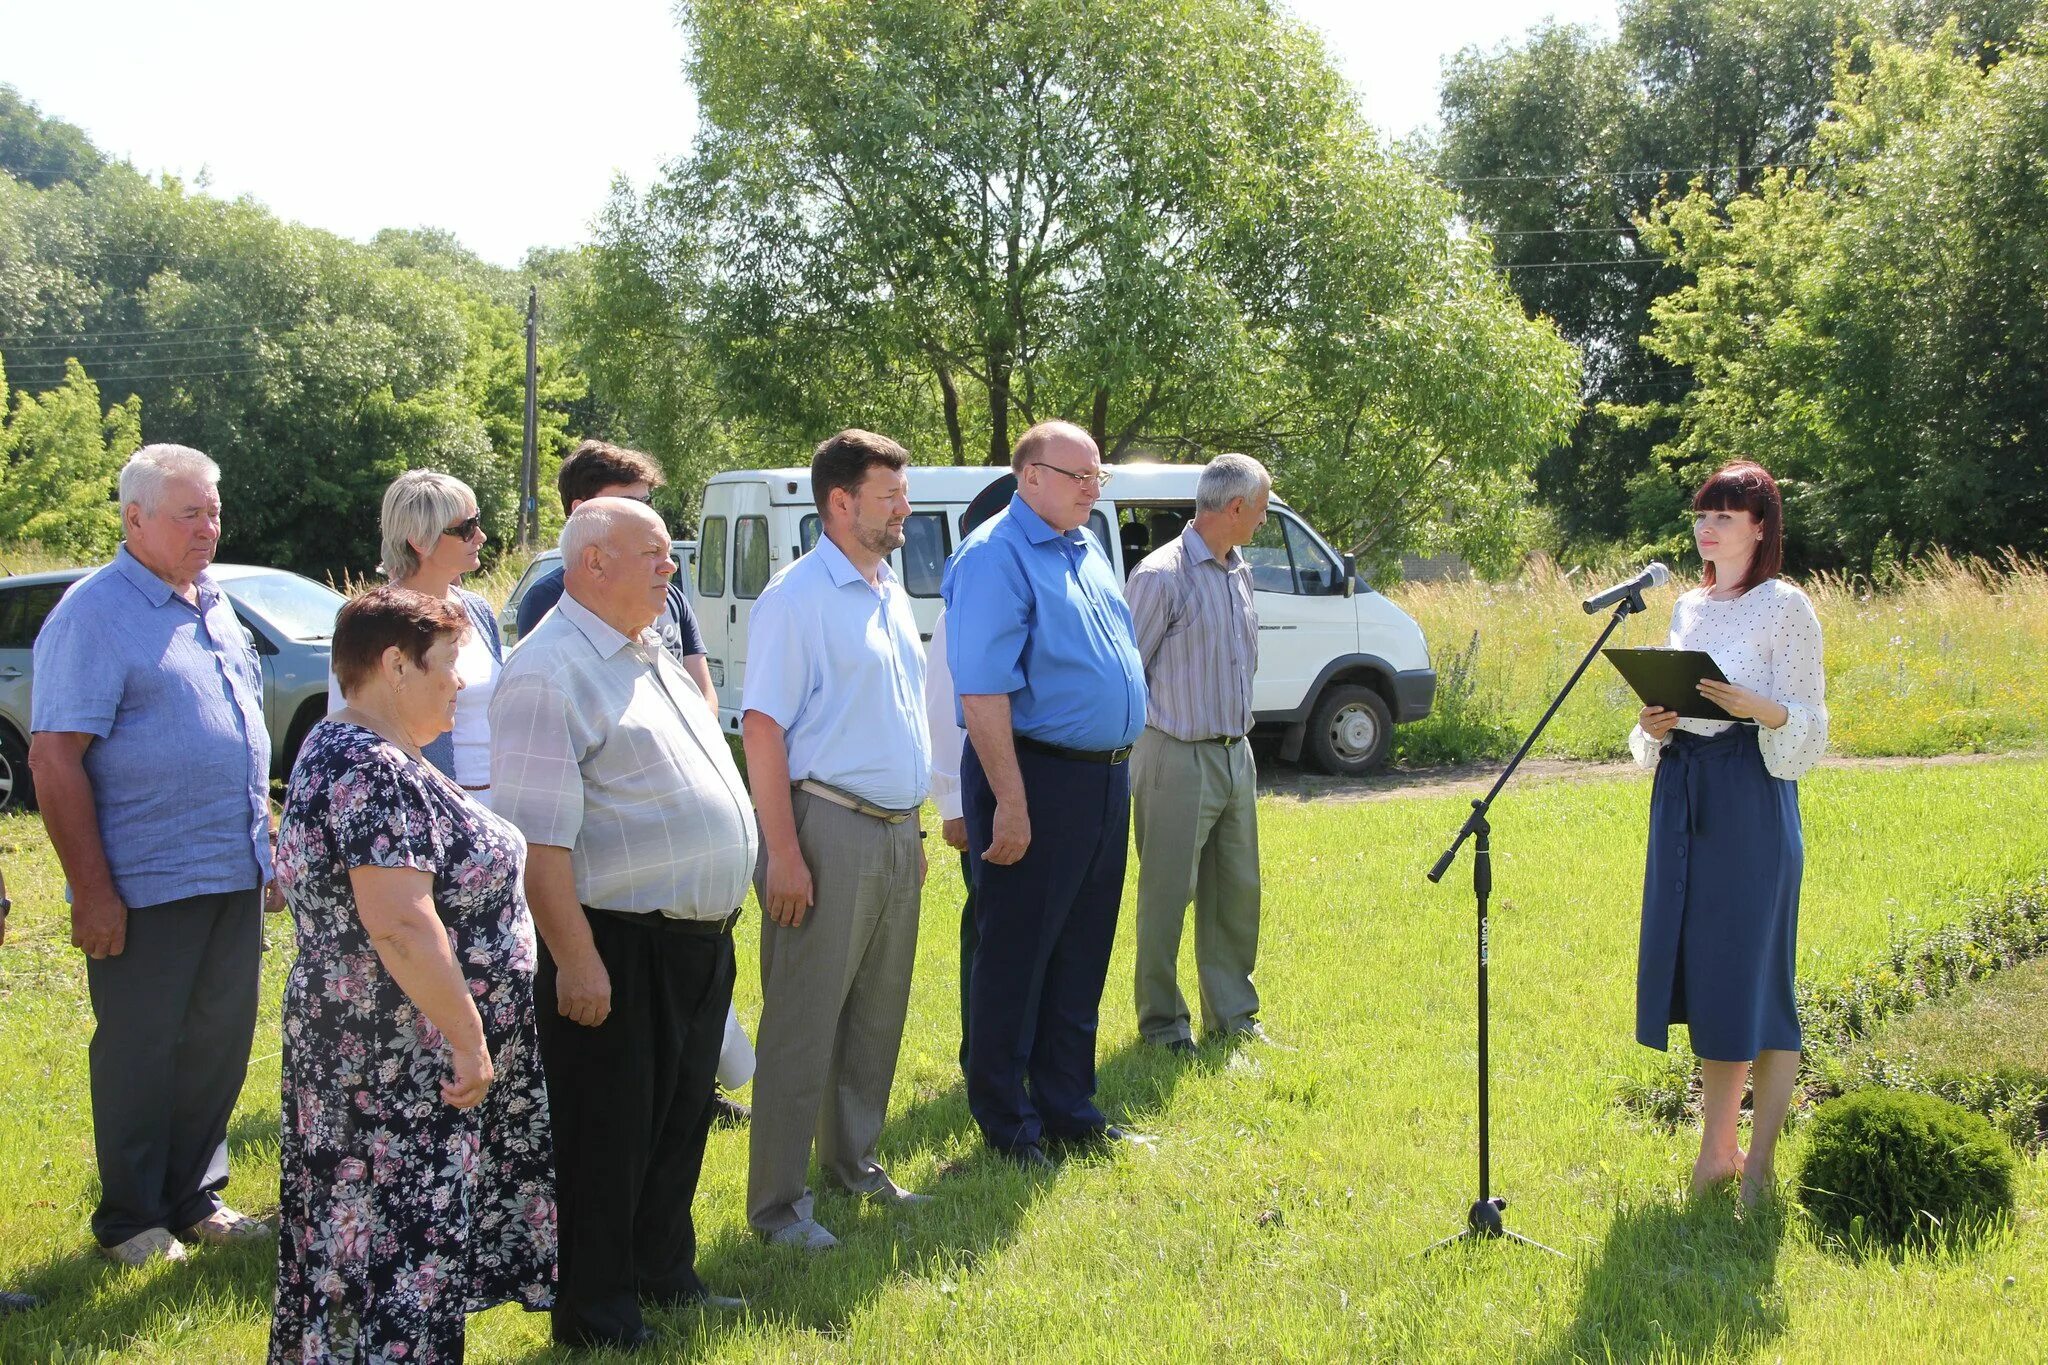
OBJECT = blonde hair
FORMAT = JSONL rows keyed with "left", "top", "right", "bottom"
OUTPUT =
{"left": 379, "top": 470, "right": 477, "bottom": 580}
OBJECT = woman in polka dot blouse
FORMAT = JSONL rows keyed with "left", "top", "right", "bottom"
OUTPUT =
{"left": 1629, "top": 460, "right": 1828, "bottom": 1206}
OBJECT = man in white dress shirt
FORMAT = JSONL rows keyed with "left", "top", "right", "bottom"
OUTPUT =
{"left": 742, "top": 430, "right": 933, "bottom": 1252}
{"left": 492, "top": 498, "right": 758, "bottom": 1350}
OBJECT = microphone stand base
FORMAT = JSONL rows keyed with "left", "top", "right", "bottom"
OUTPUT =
{"left": 1420, "top": 1197, "right": 1564, "bottom": 1257}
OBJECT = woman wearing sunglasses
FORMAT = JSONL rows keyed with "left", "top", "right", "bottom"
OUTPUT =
{"left": 327, "top": 470, "right": 505, "bottom": 804}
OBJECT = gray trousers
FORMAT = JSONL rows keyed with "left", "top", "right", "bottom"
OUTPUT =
{"left": 748, "top": 790, "right": 923, "bottom": 1233}
{"left": 1132, "top": 728, "right": 1262, "bottom": 1044}
{"left": 85, "top": 888, "right": 262, "bottom": 1246}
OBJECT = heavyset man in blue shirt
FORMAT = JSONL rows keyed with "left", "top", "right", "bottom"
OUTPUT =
{"left": 742, "top": 430, "right": 934, "bottom": 1249}
{"left": 30, "top": 445, "right": 278, "bottom": 1267}
{"left": 943, "top": 420, "right": 1148, "bottom": 1167}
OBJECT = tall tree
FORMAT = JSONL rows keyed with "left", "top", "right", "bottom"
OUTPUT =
{"left": 589, "top": 0, "right": 1579, "bottom": 572}
{"left": 0, "top": 355, "right": 140, "bottom": 555}
{"left": 1626, "top": 20, "right": 2048, "bottom": 566}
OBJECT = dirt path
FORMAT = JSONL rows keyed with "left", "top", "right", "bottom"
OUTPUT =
{"left": 1257, "top": 748, "right": 2042, "bottom": 805}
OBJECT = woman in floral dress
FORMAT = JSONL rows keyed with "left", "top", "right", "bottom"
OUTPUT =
{"left": 270, "top": 586, "right": 554, "bottom": 1363}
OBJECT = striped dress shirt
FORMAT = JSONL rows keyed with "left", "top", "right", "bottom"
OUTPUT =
{"left": 1124, "top": 524, "right": 1259, "bottom": 743}
{"left": 489, "top": 591, "right": 758, "bottom": 919}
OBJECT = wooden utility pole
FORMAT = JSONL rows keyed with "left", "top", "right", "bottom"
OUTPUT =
{"left": 518, "top": 285, "right": 540, "bottom": 549}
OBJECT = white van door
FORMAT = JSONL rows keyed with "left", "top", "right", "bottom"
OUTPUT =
{"left": 1242, "top": 508, "right": 1358, "bottom": 714}
{"left": 723, "top": 479, "right": 775, "bottom": 729}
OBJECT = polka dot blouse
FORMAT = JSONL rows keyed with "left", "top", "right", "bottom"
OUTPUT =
{"left": 1627, "top": 577, "right": 1830, "bottom": 781}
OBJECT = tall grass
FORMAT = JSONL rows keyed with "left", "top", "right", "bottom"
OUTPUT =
{"left": 1388, "top": 553, "right": 2048, "bottom": 765}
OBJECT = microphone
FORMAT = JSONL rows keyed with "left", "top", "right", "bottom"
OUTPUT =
{"left": 1581, "top": 562, "right": 1670, "bottom": 614}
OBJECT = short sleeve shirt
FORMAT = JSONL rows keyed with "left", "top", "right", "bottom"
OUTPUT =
{"left": 31, "top": 546, "right": 273, "bottom": 906}
{"left": 517, "top": 565, "right": 706, "bottom": 662}
{"left": 941, "top": 494, "right": 1146, "bottom": 752}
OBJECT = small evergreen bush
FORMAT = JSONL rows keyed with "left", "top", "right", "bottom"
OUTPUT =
{"left": 1797, "top": 1088, "right": 2018, "bottom": 1247}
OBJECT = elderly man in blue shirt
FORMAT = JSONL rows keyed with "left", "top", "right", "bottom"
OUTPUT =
{"left": 742, "top": 430, "right": 933, "bottom": 1251}
{"left": 30, "top": 444, "right": 277, "bottom": 1267}
{"left": 943, "top": 420, "right": 1148, "bottom": 1168}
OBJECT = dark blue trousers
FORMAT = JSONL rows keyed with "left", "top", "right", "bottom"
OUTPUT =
{"left": 962, "top": 740, "right": 1129, "bottom": 1151}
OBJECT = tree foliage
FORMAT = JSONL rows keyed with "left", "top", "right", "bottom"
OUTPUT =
{"left": 0, "top": 354, "right": 138, "bottom": 555}
{"left": 1626, "top": 20, "right": 2048, "bottom": 566}
{"left": 0, "top": 153, "right": 586, "bottom": 577}
{"left": 578, "top": 0, "right": 1580, "bottom": 573}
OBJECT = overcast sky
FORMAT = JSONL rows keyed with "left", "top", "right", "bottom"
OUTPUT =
{"left": 4, "top": 1, "right": 1616, "bottom": 267}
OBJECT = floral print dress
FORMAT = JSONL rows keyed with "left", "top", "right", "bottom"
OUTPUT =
{"left": 269, "top": 721, "right": 555, "bottom": 1364}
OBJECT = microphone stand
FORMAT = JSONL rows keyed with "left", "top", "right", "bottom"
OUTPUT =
{"left": 1420, "top": 586, "right": 1651, "bottom": 1256}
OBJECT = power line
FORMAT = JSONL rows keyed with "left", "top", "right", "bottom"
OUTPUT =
{"left": 1500, "top": 258, "right": 1669, "bottom": 270}
{"left": 1442, "top": 161, "right": 1812, "bottom": 186}
{"left": 0, "top": 319, "right": 282, "bottom": 344}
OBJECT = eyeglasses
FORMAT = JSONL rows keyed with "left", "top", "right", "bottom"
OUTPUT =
{"left": 442, "top": 514, "right": 483, "bottom": 541}
{"left": 1030, "top": 461, "right": 1113, "bottom": 489}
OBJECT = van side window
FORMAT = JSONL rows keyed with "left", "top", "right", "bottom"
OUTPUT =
{"left": 900, "top": 512, "right": 950, "bottom": 596}
{"left": 1245, "top": 517, "right": 1296, "bottom": 594}
{"left": 800, "top": 514, "right": 821, "bottom": 555}
{"left": 698, "top": 516, "right": 728, "bottom": 597}
{"left": 1084, "top": 510, "right": 1112, "bottom": 561}
{"left": 1282, "top": 516, "right": 1341, "bottom": 594}
{"left": 734, "top": 516, "right": 771, "bottom": 599}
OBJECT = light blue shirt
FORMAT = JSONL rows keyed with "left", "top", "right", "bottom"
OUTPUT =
{"left": 32, "top": 546, "right": 273, "bottom": 907}
{"left": 743, "top": 533, "right": 931, "bottom": 810}
{"left": 941, "top": 494, "right": 1146, "bottom": 752}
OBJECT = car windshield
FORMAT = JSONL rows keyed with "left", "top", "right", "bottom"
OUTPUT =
{"left": 224, "top": 570, "right": 346, "bottom": 641}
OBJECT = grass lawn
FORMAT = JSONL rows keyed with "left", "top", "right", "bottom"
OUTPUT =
{"left": 2, "top": 758, "right": 2045, "bottom": 1362}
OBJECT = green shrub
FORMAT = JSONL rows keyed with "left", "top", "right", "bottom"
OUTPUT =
{"left": 1797, "top": 1089, "right": 2018, "bottom": 1248}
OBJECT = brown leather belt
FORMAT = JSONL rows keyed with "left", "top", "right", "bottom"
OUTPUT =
{"left": 794, "top": 779, "right": 918, "bottom": 824}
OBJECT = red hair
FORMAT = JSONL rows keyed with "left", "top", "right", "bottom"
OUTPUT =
{"left": 1693, "top": 461, "right": 1784, "bottom": 592}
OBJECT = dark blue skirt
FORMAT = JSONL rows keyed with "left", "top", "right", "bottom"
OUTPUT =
{"left": 1636, "top": 726, "right": 1804, "bottom": 1061}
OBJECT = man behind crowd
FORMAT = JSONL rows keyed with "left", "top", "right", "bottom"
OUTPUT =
{"left": 1125, "top": 454, "right": 1273, "bottom": 1053}
{"left": 492, "top": 498, "right": 757, "bottom": 1350}
{"left": 742, "top": 430, "right": 933, "bottom": 1251}
{"left": 942, "top": 420, "right": 1148, "bottom": 1168}
{"left": 29, "top": 444, "right": 278, "bottom": 1266}
{"left": 516, "top": 439, "right": 716, "bottom": 707}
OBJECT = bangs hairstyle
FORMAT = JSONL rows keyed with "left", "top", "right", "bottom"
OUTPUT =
{"left": 1693, "top": 460, "right": 1784, "bottom": 592}
{"left": 331, "top": 586, "right": 469, "bottom": 698}
{"left": 810, "top": 429, "right": 909, "bottom": 514}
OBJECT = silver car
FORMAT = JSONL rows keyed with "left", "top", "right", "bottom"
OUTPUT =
{"left": 0, "top": 563, "right": 345, "bottom": 814}
{"left": 501, "top": 539, "right": 696, "bottom": 645}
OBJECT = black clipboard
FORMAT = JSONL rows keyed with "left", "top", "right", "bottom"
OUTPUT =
{"left": 1601, "top": 647, "right": 1741, "bottom": 722}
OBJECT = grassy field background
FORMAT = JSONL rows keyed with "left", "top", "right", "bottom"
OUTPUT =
{"left": 2, "top": 757, "right": 2044, "bottom": 1362}
{"left": 1388, "top": 556, "right": 2048, "bottom": 766}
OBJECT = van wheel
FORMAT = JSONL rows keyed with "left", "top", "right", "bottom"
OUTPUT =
{"left": 0, "top": 726, "right": 35, "bottom": 814}
{"left": 1304, "top": 684, "right": 1391, "bottom": 776}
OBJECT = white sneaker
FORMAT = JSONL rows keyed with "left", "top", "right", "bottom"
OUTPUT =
{"left": 100, "top": 1227, "right": 188, "bottom": 1267}
{"left": 180, "top": 1207, "right": 274, "bottom": 1245}
{"left": 766, "top": 1217, "right": 840, "bottom": 1252}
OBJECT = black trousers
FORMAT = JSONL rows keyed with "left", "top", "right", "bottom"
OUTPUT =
{"left": 535, "top": 908, "right": 735, "bottom": 1347}
{"left": 84, "top": 887, "right": 262, "bottom": 1247}
{"left": 962, "top": 741, "right": 1129, "bottom": 1151}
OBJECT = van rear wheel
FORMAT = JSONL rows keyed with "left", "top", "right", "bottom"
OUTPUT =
{"left": 1304, "top": 684, "right": 1391, "bottom": 776}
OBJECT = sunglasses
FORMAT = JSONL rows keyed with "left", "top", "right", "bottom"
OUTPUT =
{"left": 442, "top": 514, "right": 484, "bottom": 541}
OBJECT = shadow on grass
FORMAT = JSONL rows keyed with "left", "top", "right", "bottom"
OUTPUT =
{"left": 1534, "top": 1193, "right": 1788, "bottom": 1365}
{"left": 0, "top": 1234, "right": 275, "bottom": 1362}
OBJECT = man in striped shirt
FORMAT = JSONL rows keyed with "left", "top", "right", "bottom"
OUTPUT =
{"left": 1124, "top": 454, "right": 1272, "bottom": 1054}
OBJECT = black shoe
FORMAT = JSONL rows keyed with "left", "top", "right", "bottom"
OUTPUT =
{"left": 0, "top": 1290, "right": 40, "bottom": 1316}
{"left": 998, "top": 1142, "right": 1055, "bottom": 1171}
{"left": 1158, "top": 1038, "right": 1197, "bottom": 1058}
{"left": 554, "top": 1321, "right": 656, "bottom": 1351}
{"left": 1046, "top": 1124, "right": 1139, "bottom": 1156}
{"left": 712, "top": 1092, "right": 751, "bottom": 1127}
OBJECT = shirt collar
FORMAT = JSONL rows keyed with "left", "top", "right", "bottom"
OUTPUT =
{"left": 814, "top": 532, "right": 896, "bottom": 590}
{"left": 1181, "top": 523, "right": 1245, "bottom": 571}
{"left": 555, "top": 589, "right": 654, "bottom": 661}
{"left": 1006, "top": 493, "right": 1081, "bottom": 547}
{"left": 114, "top": 543, "right": 216, "bottom": 608}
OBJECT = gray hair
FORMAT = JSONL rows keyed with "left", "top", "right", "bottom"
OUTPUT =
{"left": 118, "top": 444, "right": 220, "bottom": 514}
{"left": 560, "top": 497, "right": 663, "bottom": 574}
{"left": 379, "top": 470, "right": 477, "bottom": 580}
{"left": 1196, "top": 452, "right": 1271, "bottom": 513}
